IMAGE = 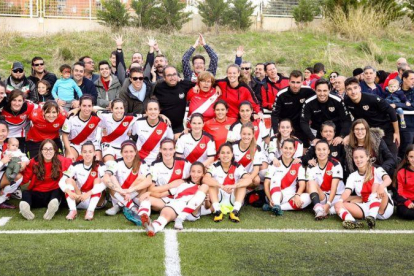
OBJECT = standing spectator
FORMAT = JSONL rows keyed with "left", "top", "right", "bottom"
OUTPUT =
{"left": 328, "top": 71, "right": 339, "bottom": 89}
{"left": 28, "top": 57, "right": 57, "bottom": 88}
{"left": 147, "top": 54, "right": 168, "bottom": 82}
{"left": 182, "top": 34, "right": 218, "bottom": 82}
{"left": 352, "top": 68, "right": 364, "bottom": 82}
{"left": 375, "top": 70, "right": 390, "bottom": 89}
{"left": 360, "top": 66, "right": 385, "bottom": 98}
{"left": 94, "top": 61, "right": 121, "bottom": 109}
{"left": 260, "top": 62, "right": 289, "bottom": 110}
{"left": 240, "top": 61, "right": 261, "bottom": 103}
{"left": 303, "top": 67, "right": 313, "bottom": 86}
{"left": 331, "top": 76, "right": 346, "bottom": 99}
{"left": 309, "top": 63, "right": 325, "bottom": 89}
{"left": 71, "top": 62, "right": 98, "bottom": 106}
{"left": 5, "top": 62, "right": 37, "bottom": 102}
{"left": 383, "top": 57, "right": 408, "bottom": 89}
{"left": 254, "top": 63, "right": 266, "bottom": 83}
{"left": 79, "top": 56, "right": 99, "bottom": 83}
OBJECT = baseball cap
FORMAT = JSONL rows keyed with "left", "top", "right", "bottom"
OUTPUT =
{"left": 352, "top": 68, "right": 363, "bottom": 76}
{"left": 11, "top": 62, "right": 24, "bottom": 71}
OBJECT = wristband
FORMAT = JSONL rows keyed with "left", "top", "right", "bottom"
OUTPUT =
{"left": 295, "top": 193, "right": 300, "bottom": 197}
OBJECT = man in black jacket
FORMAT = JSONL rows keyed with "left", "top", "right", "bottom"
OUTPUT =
{"left": 28, "top": 56, "right": 57, "bottom": 88}
{"left": 271, "top": 70, "right": 314, "bottom": 147}
{"left": 5, "top": 62, "right": 37, "bottom": 102}
{"left": 71, "top": 62, "right": 98, "bottom": 106}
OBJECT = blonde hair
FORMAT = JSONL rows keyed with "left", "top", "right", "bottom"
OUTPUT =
{"left": 240, "top": 122, "right": 257, "bottom": 161}
{"left": 353, "top": 147, "right": 373, "bottom": 183}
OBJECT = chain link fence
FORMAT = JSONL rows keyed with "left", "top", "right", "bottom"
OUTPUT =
{"left": 0, "top": 0, "right": 39, "bottom": 17}
{"left": 261, "top": 0, "right": 299, "bottom": 17}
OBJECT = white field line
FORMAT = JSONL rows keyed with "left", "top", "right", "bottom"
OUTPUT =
{"left": 164, "top": 230, "right": 182, "bottom": 276}
{"left": 0, "top": 217, "right": 11, "bottom": 226}
{"left": 0, "top": 228, "right": 414, "bottom": 234}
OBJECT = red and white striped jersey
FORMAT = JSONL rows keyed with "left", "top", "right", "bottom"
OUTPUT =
{"left": 228, "top": 119, "right": 269, "bottom": 147}
{"left": 265, "top": 160, "right": 306, "bottom": 195}
{"left": 346, "top": 166, "right": 388, "bottom": 202}
{"left": 207, "top": 161, "right": 247, "bottom": 186}
{"left": 105, "top": 158, "right": 150, "bottom": 189}
{"left": 1, "top": 101, "right": 36, "bottom": 138}
{"left": 268, "top": 137, "right": 303, "bottom": 162}
{"left": 150, "top": 157, "right": 191, "bottom": 186}
{"left": 306, "top": 158, "right": 344, "bottom": 194}
{"left": 232, "top": 142, "right": 265, "bottom": 173}
{"left": 97, "top": 111, "right": 140, "bottom": 148}
{"left": 63, "top": 161, "right": 106, "bottom": 192}
{"left": 62, "top": 113, "right": 101, "bottom": 145}
{"left": 132, "top": 118, "right": 174, "bottom": 164}
{"left": 169, "top": 181, "right": 199, "bottom": 202}
{"left": 175, "top": 131, "right": 216, "bottom": 163}
{"left": 187, "top": 88, "right": 218, "bottom": 122}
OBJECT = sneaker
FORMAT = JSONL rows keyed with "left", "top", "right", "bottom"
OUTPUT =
{"left": 314, "top": 204, "right": 328, "bottom": 221}
{"left": 140, "top": 213, "right": 155, "bottom": 237}
{"left": 122, "top": 207, "right": 142, "bottom": 226}
{"left": 65, "top": 210, "right": 77, "bottom": 221}
{"left": 366, "top": 216, "right": 376, "bottom": 229}
{"left": 213, "top": 210, "right": 223, "bottom": 222}
{"left": 105, "top": 204, "right": 121, "bottom": 216}
{"left": 262, "top": 203, "right": 271, "bottom": 212}
{"left": 229, "top": 210, "right": 240, "bottom": 223}
{"left": 401, "top": 120, "right": 407, "bottom": 129}
{"left": 19, "top": 201, "right": 35, "bottom": 220}
{"left": 342, "top": 220, "right": 364, "bottom": 229}
{"left": 43, "top": 199, "right": 59, "bottom": 220}
{"left": 10, "top": 187, "right": 22, "bottom": 200}
{"left": 271, "top": 205, "right": 283, "bottom": 216}
{"left": 0, "top": 201, "right": 16, "bottom": 209}
{"left": 85, "top": 211, "right": 94, "bottom": 221}
{"left": 174, "top": 217, "right": 184, "bottom": 230}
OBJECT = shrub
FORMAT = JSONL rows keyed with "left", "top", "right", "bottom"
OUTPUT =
{"left": 155, "top": 0, "right": 191, "bottom": 31}
{"left": 226, "top": 0, "right": 256, "bottom": 31}
{"left": 59, "top": 47, "right": 73, "bottom": 61}
{"left": 292, "top": 0, "right": 319, "bottom": 26}
{"left": 198, "top": 0, "right": 230, "bottom": 34}
{"left": 130, "top": 0, "right": 159, "bottom": 29}
{"left": 97, "top": 0, "right": 130, "bottom": 30}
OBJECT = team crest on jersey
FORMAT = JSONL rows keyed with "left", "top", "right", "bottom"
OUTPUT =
{"left": 20, "top": 115, "right": 26, "bottom": 120}
{"left": 89, "top": 124, "right": 95, "bottom": 129}
{"left": 326, "top": 170, "right": 333, "bottom": 176}
{"left": 290, "top": 170, "right": 296, "bottom": 175}
{"left": 229, "top": 174, "right": 234, "bottom": 179}
{"left": 246, "top": 154, "right": 251, "bottom": 160}
{"left": 300, "top": 98, "right": 305, "bottom": 103}
{"left": 329, "top": 107, "right": 335, "bottom": 112}
{"left": 363, "top": 105, "right": 369, "bottom": 110}
{"left": 199, "top": 143, "right": 206, "bottom": 149}
{"left": 254, "top": 126, "right": 258, "bottom": 131}
{"left": 175, "top": 169, "right": 182, "bottom": 175}
{"left": 122, "top": 122, "right": 129, "bottom": 127}
{"left": 156, "top": 130, "right": 162, "bottom": 135}
{"left": 179, "top": 93, "right": 185, "bottom": 99}
{"left": 53, "top": 123, "right": 60, "bottom": 128}
{"left": 91, "top": 171, "right": 97, "bottom": 177}
{"left": 331, "top": 152, "right": 338, "bottom": 157}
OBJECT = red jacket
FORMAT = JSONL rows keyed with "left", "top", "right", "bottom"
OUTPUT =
{"left": 260, "top": 76, "right": 289, "bottom": 110}
{"left": 309, "top": 74, "right": 321, "bottom": 90}
{"left": 23, "top": 155, "right": 72, "bottom": 192}
{"left": 396, "top": 167, "right": 414, "bottom": 207}
{"left": 382, "top": 72, "right": 398, "bottom": 90}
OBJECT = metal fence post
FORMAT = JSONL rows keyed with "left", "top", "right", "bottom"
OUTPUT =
{"left": 30, "top": 0, "right": 33, "bottom": 18}
{"left": 89, "top": 0, "right": 92, "bottom": 20}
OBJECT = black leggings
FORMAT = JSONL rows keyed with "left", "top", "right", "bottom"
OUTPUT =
{"left": 396, "top": 205, "right": 414, "bottom": 220}
{"left": 22, "top": 188, "right": 62, "bottom": 208}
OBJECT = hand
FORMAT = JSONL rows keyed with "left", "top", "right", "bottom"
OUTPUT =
{"left": 407, "top": 102, "right": 411, "bottom": 107}
{"left": 182, "top": 128, "right": 189, "bottom": 134}
{"left": 272, "top": 158, "right": 281, "bottom": 167}
{"left": 323, "top": 204, "right": 330, "bottom": 214}
{"left": 223, "top": 185, "right": 235, "bottom": 194}
{"left": 268, "top": 199, "right": 275, "bottom": 207}
{"left": 199, "top": 33, "right": 206, "bottom": 46}
{"left": 311, "top": 139, "right": 320, "bottom": 146}
{"left": 215, "top": 85, "right": 222, "bottom": 96}
{"left": 236, "top": 46, "right": 244, "bottom": 57}
{"left": 66, "top": 190, "right": 78, "bottom": 201}
{"left": 293, "top": 194, "right": 303, "bottom": 208}
{"left": 193, "top": 85, "right": 200, "bottom": 93}
{"left": 193, "top": 36, "right": 200, "bottom": 48}
{"left": 332, "top": 136, "right": 343, "bottom": 146}
{"left": 19, "top": 161, "right": 27, "bottom": 172}
{"left": 393, "top": 133, "right": 400, "bottom": 147}
{"left": 343, "top": 135, "right": 350, "bottom": 146}
{"left": 102, "top": 128, "right": 108, "bottom": 136}
{"left": 292, "top": 158, "right": 301, "bottom": 164}
{"left": 159, "top": 114, "right": 171, "bottom": 126}
{"left": 79, "top": 193, "right": 90, "bottom": 202}
{"left": 1, "top": 155, "right": 11, "bottom": 165}
{"left": 57, "top": 99, "right": 66, "bottom": 107}
{"left": 390, "top": 103, "right": 396, "bottom": 108}
{"left": 113, "top": 34, "right": 123, "bottom": 48}
{"left": 377, "top": 185, "right": 385, "bottom": 199}
{"left": 124, "top": 193, "right": 131, "bottom": 202}
{"left": 71, "top": 100, "right": 79, "bottom": 109}
{"left": 409, "top": 203, "right": 414, "bottom": 209}
{"left": 258, "top": 112, "right": 264, "bottom": 121}
{"left": 308, "top": 158, "right": 317, "bottom": 167}
{"left": 253, "top": 114, "right": 259, "bottom": 120}
{"left": 147, "top": 36, "right": 156, "bottom": 48}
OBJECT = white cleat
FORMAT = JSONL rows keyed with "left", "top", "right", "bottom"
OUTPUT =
{"left": 174, "top": 217, "right": 184, "bottom": 230}
{"left": 105, "top": 204, "right": 121, "bottom": 216}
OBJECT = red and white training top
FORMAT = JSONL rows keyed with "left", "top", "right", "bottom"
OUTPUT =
{"left": 265, "top": 159, "right": 306, "bottom": 195}
{"left": 61, "top": 161, "right": 106, "bottom": 192}
{"left": 345, "top": 166, "right": 388, "bottom": 203}
{"left": 150, "top": 157, "right": 191, "bottom": 187}
{"left": 27, "top": 107, "right": 66, "bottom": 142}
{"left": 306, "top": 158, "right": 345, "bottom": 194}
{"left": 187, "top": 87, "right": 218, "bottom": 123}
{"left": 132, "top": 118, "right": 174, "bottom": 164}
{"left": 175, "top": 131, "right": 216, "bottom": 163}
{"left": 228, "top": 119, "right": 269, "bottom": 147}
{"left": 207, "top": 161, "right": 247, "bottom": 186}
{"left": 232, "top": 142, "right": 265, "bottom": 173}
{"left": 97, "top": 111, "right": 140, "bottom": 148}
{"left": 62, "top": 113, "right": 101, "bottom": 145}
{"left": 105, "top": 158, "right": 150, "bottom": 189}
{"left": 1, "top": 101, "right": 36, "bottom": 138}
{"left": 268, "top": 137, "right": 303, "bottom": 162}
{"left": 169, "top": 181, "right": 200, "bottom": 202}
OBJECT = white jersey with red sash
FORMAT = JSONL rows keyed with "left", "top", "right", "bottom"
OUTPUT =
{"left": 207, "top": 161, "right": 247, "bottom": 186}
{"left": 62, "top": 113, "right": 101, "bottom": 145}
{"left": 150, "top": 157, "right": 191, "bottom": 187}
{"left": 62, "top": 160, "right": 105, "bottom": 192}
{"left": 306, "top": 158, "right": 345, "bottom": 194}
{"left": 228, "top": 119, "right": 269, "bottom": 147}
{"left": 132, "top": 118, "right": 174, "bottom": 164}
{"left": 232, "top": 142, "right": 265, "bottom": 173}
{"left": 265, "top": 160, "right": 306, "bottom": 195}
{"left": 98, "top": 111, "right": 140, "bottom": 148}
{"left": 169, "top": 181, "right": 199, "bottom": 202}
{"left": 268, "top": 137, "right": 303, "bottom": 162}
{"left": 1, "top": 101, "right": 36, "bottom": 137}
{"left": 175, "top": 131, "right": 216, "bottom": 163}
{"left": 346, "top": 166, "right": 388, "bottom": 203}
{"left": 105, "top": 158, "right": 150, "bottom": 189}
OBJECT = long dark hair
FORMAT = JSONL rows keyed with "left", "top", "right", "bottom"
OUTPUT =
{"left": 184, "top": 161, "right": 206, "bottom": 185}
{"left": 217, "top": 142, "right": 235, "bottom": 163}
{"left": 34, "top": 139, "right": 61, "bottom": 181}
{"left": 393, "top": 145, "right": 414, "bottom": 189}
{"left": 81, "top": 141, "right": 100, "bottom": 169}
{"left": 6, "top": 90, "right": 25, "bottom": 111}
{"left": 276, "top": 118, "right": 294, "bottom": 152}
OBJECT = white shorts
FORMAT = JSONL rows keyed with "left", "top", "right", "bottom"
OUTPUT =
{"left": 101, "top": 143, "right": 121, "bottom": 159}
{"left": 320, "top": 194, "right": 342, "bottom": 205}
{"left": 70, "top": 140, "right": 101, "bottom": 155}
{"left": 165, "top": 200, "right": 187, "bottom": 215}
{"left": 355, "top": 199, "right": 394, "bottom": 220}
{"left": 76, "top": 193, "right": 106, "bottom": 210}
{"left": 218, "top": 189, "right": 236, "bottom": 206}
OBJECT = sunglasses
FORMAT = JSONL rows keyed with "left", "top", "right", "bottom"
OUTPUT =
{"left": 33, "top": 63, "right": 44, "bottom": 67}
{"left": 12, "top": 69, "right": 23, "bottom": 73}
{"left": 241, "top": 67, "right": 251, "bottom": 70}
{"left": 131, "top": 77, "right": 144, "bottom": 81}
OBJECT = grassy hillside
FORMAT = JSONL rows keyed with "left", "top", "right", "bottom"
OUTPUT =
{"left": 0, "top": 26, "right": 413, "bottom": 79}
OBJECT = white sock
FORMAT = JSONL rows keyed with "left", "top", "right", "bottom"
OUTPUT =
{"left": 339, "top": 208, "right": 355, "bottom": 221}
{"left": 153, "top": 216, "right": 168, "bottom": 233}
{"left": 65, "top": 188, "right": 77, "bottom": 211}
{"left": 368, "top": 193, "right": 381, "bottom": 218}
{"left": 233, "top": 201, "right": 242, "bottom": 212}
{"left": 177, "top": 191, "right": 206, "bottom": 220}
{"left": 212, "top": 202, "right": 220, "bottom": 213}
{"left": 87, "top": 193, "right": 101, "bottom": 212}
{"left": 138, "top": 199, "right": 151, "bottom": 216}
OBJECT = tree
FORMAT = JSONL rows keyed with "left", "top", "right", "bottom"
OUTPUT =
{"left": 226, "top": 0, "right": 256, "bottom": 31}
{"left": 292, "top": 0, "right": 318, "bottom": 26}
{"left": 155, "top": 0, "right": 191, "bottom": 31}
{"left": 406, "top": 0, "right": 414, "bottom": 22}
{"left": 130, "top": 0, "right": 159, "bottom": 29}
{"left": 364, "top": 0, "right": 405, "bottom": 26}
{"left": 97, "top": 0, "right": 130, "bottom": 30}
{"left": 198, "top": 0, "right": 230, "bottom": 34}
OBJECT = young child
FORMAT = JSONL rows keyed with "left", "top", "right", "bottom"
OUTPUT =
{"left": 384, "top": 79, "right": 411, "bottom": 128}
{"left": 51, "top": 64, "right": 83, "bottom": 111}
{"left": 36, "top": 80, "right": 54, "bottom": 103}
{"left": 4, "top": 138, "right": 29, "bottom": 183}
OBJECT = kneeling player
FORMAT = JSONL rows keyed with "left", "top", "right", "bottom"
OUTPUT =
{"left": 264, "top": 139, "right": 310, "bottom": 216}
